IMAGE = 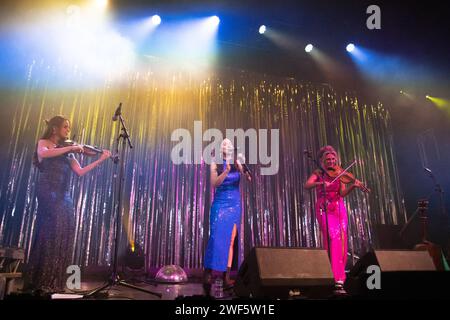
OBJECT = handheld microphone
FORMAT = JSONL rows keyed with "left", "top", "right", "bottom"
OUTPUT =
{"left": 112, "top": 103, "right": 122, "bottom": 121}
{"left": 237, "top": 153, "right": 252, "bottom": 178}
{"left": 242, "top": 163, "right": 252, "bottom": 177}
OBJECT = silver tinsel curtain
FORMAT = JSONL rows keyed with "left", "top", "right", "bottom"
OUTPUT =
{"left": 0, "top": 60, "right": 406, "bottom": 270}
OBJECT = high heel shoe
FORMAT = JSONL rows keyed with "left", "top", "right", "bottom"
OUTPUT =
{"left": 222, "top": 267, "right": 234, "bottom": 290}
{"left": 333, "top": 281, "right": 347, "bottom": 295}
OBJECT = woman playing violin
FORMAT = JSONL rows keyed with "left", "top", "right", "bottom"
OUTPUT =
{"left": 304, "top": 145, "right": 367, "bottom": 291}
{"left": 25, "top": 115, "right": 111, "bottom": 294}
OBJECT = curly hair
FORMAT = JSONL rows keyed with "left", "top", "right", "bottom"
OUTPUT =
{"left": 317, "top": 145, "right": 338, "bottom": 162}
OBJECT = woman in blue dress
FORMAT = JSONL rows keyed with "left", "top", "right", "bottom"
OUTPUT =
{"left": 203, "top": 138, "right": 251, "bottom": 294}
{"left": 26, "top": 115, "right": 111, "bottom": 293}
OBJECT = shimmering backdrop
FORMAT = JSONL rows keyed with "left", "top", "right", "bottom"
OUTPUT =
{"left": 0, "top": 60, "right": 406, "bottom": 271}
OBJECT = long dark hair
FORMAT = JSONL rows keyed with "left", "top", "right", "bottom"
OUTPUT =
{"left": 32, "top": 115, "right": 70, "bottom": 167}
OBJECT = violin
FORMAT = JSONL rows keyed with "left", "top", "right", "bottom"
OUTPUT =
{"left": 325, "top": 164, "right": 371, "bottom": 193}
{"left": 58, "top": 139, "right": 103, "bottom": 156}
{"left": 304, "top": 149, "right": 370, "bottom": 193}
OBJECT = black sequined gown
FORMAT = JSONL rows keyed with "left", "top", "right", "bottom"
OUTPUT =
{"left": 25, "top": 153, "right": 76, "bottom": 293}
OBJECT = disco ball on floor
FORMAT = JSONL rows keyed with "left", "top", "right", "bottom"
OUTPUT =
{"left": 155, "top": 265, "right": 188, "bottom": 283}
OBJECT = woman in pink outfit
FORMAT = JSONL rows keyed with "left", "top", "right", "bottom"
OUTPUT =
{"left": 305, "top": 146, "right": 365, "bottom": 290}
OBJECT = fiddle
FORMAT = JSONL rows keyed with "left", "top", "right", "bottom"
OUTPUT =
{"left": 58, "top": 139, "right": 103, "bottom": 157}
{"left": 326, "top": 164, "right": 371, "bottom": 193}
{"left": 304, "top": 149, "right": 370, "bottom": 193}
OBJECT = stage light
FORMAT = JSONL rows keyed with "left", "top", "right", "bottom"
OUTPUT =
{"left": 121, "top": 242, "right": 145, "bottom": 274}
{"left": 426, "top": 96, "right": 450, "bottom": 118}
{"left": 149, "top": 16, "right": 219, "bottom": 68}
{"left": 346, "top": 43, "right": 355, "bottom": 52}
{"left": 95, "top": 0, "right": 108, "bottom": 9}
{"left": 208, "top": 15, "right": 220, "bottom": 28}
{"left": 399, "top": 90, "right": 413, "bottom": 99}
{"left": 305, "top": 44, "right": 313, "bottom": 52}
{"left": 151, "top": 15, "right": 161, "bottom": 26}
{"left": 259, "top": 25, "right": 266, "bottom": 34}
{"left": 428, "top": 96, "right": 450, "bottom": 107}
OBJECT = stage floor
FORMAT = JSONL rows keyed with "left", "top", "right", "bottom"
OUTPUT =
{"left": 6, "top": 278, "right": 349, "bottom": 300}
{"left": 77, "top": 280, "right": 217, "bottom": 300}
{"left": 6, "top": 271, "right": 450, "bottom": 300}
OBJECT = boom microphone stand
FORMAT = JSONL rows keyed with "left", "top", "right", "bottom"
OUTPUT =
{"left": 86, "top": 104, "right": 161, "bottom": 299}
{"left": 423, "top": 167, "right": 447, "bottom": 221}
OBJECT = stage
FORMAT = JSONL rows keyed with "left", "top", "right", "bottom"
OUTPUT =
{"left": 0, "top": 1, "right": 450, "bottom": 311}
{"left": 4, "top": 267, "right": 450, "bottom": 301}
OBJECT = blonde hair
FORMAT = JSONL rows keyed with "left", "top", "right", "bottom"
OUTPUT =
{"left": 317, "top": 145, "right": 339, "bottom": 163}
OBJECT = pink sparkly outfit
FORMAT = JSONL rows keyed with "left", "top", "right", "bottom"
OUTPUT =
{"left": 315, "top": 174, "right": 348, "bottom": 283}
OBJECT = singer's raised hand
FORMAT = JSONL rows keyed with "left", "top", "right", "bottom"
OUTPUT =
{"left": 225, "top": 160, "right": 231, "bottom": 173}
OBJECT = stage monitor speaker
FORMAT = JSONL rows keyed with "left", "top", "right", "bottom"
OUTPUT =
{"left": 234, "top": 247, "right": 335, "bottom": 299}
{"left": 345, "top": 250, "right": 450, "bottom": 299}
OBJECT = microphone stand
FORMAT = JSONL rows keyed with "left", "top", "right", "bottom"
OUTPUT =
{"left": 423, "top": 168, "right": 449, "bottom": 250}
{"left": 424, "top": 168, "right": 447, "bottom": 220}
{"left": 305, "top": 151, "right": 331, "bottom": 261}
{"left": 85, "top": 106, "right": 161, "bottom": 299}
{"left": 400, "top": 168, "right": 448, "bottom": 250}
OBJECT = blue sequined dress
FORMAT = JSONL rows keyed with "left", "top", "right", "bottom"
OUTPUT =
{"left": 25, "top": 153, "right": 76, "bottom": 292}
{"left": 204, "top": 161, "right": 241, "bottom": 272}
